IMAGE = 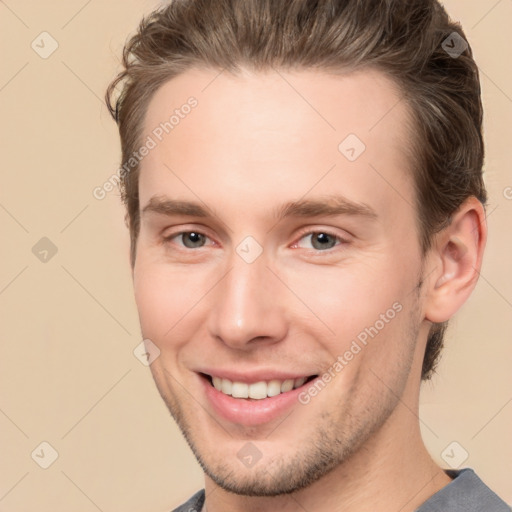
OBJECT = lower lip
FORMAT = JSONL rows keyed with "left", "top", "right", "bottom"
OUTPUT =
{"left": 200, "top": 374, "right": 314, "bottom": 426}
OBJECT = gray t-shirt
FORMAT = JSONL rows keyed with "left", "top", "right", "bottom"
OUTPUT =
{"left": 171, "top": 468, "right": 510, "bottom": 512}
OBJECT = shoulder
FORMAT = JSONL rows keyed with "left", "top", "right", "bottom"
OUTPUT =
{"left": 170, "top": 489, "right": 205, "bottom": 512}
{"left": 417, "top": 468, "right": 510, "bottom": 512}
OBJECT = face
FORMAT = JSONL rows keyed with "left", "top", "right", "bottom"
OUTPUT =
{"left": 133, "top": 67, "right": 427, "bottom": 496}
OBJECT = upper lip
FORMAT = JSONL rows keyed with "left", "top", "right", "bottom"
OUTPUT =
{"left": 197, "top": 368, "right": 317, "bottom": 383}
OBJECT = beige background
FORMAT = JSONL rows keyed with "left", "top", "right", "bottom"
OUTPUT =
{"left": 0, "top": 1, "right": 511, "bottom": 510}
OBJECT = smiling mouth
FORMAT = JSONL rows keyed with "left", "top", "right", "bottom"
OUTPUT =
{"left": 201, "top": 373, "right": 318, "bottom": 400}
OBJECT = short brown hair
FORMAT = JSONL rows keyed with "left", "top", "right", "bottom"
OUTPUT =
{"left": 106, "top": 0, "right": 486, "bottom": 380}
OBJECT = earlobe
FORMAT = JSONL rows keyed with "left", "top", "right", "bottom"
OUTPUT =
{"left": 425, "top": 197, "right": 487, "bottom": 323}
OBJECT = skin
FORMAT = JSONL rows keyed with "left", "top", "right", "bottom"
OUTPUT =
{"left": 132, "top": 67, "right": 486, "bottom": 512}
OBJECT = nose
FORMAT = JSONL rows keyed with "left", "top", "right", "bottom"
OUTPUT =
{"left": 207, "top": 251, "right": 288, "bottom": 351}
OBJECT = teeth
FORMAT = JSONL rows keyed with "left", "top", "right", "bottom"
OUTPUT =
{"left": 232, "top": 382, "right": 249, "bottom": 398}
{"left": 210, "top": 375, "right": 311, "bottom": 400}
{"left": 267, "top": 380, "right": 282, "bottom": 397}
{"left": 294, "top": 377, "right": 306, "bottom": 388}
{"left": 221, "top": 378, "right": 232, "bottom": 395}
{"left": 281, "top": 379, "right": 294, "bottom": 392}
{"left": 212, "top": 376, "right": 222, "bottom": 391}
{"left": 248, "top": 381, "right": 267, "bottom": 399}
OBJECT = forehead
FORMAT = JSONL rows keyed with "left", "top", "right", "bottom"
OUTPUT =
{"left": 140, "top": 67, "right": 415, "bottom": 219}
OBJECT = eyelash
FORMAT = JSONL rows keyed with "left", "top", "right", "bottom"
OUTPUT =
{"left": 162, "top": 228, "right": 348, "bottom": 253}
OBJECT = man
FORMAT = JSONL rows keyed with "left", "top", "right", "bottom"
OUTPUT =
{"left": 106, "top": 0, "right": 510, "bottom": 510}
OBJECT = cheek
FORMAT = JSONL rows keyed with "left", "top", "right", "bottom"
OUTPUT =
{"left": 133, "top": 255, "right": 220, "bottom": 355}
{"left": 282, "top": 261, "right": 409, "bottom": 346}
{"left": 133, "top": 261, "right": 189, "bottom": 341}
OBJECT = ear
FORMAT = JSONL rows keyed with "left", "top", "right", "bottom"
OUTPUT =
{"left": 424, "top": 196, "right": 487, "bottom": 324}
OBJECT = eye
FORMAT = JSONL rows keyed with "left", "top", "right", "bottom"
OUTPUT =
{"left": 295, "top": 231, "right": 344, "bottom": 251}
{"left": 165, "top": 231, "right": 210, "bottom": 249}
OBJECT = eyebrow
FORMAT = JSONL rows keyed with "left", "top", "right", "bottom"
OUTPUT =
{"left": 274, "top": 196, "right": 377, "bottom": 220}
{"left": 141, "top": 194, "right": 378, "bottom": 221}
{"left": 142, "top": 196, "right": 209, "bottom": 218}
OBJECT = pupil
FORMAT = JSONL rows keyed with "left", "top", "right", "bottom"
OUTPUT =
{"left": 313, "top": 232, "right": 335, "bottom": 250}
{"left": 184, "top": 232, "right": 204, "bottom": 247}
